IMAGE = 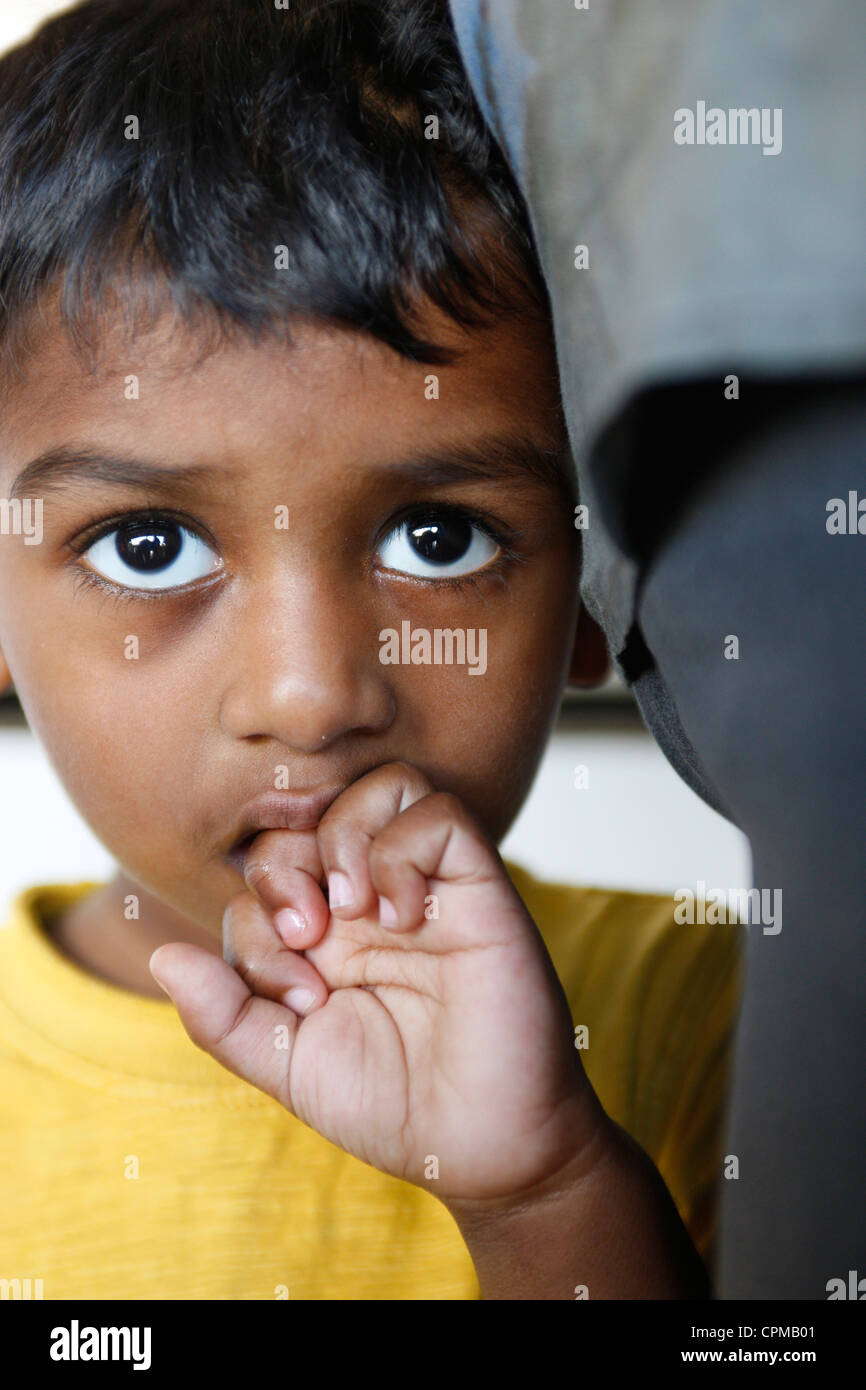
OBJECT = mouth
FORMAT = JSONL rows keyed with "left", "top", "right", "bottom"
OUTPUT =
{"left": 223, "top": 785, "right": 348, "bottom": 875}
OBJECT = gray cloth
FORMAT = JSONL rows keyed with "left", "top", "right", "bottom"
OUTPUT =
{"left": 635, "top": 379, "right": 866, "bottom": 1298}
{"left": 448, "top": 0, "right": 866, "bottom": 1299}
{"left": 448, "top": 0, "right": 866, "bottom": 659}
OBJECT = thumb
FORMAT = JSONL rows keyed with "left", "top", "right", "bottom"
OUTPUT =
{"left": 149, "top": 942, "right": 298, "bottom": 1108}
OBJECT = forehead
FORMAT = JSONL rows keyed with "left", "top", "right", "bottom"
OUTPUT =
{"left": 0, "top": 291, "right": 565, "bottom": 471}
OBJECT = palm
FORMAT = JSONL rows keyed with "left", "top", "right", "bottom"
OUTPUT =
{"left": 289, "top": 877, "right": 586, "bottom": 1202}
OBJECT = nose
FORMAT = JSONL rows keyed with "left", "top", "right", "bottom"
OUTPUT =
{"left": 218, "top": 567, "right": 396, "bottom": 753}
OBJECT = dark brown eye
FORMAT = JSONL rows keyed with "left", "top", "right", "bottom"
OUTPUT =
{"left": 377, "top": 511, "right": 499, "bottom": 578}
{"left": 116, "top": 522, "right": 182, "bottom": 571}
{"left": 407, "top": 515, "right": 473, "bottom": 565}
{"left": 81, "top": 518, "right": 220, "bottom": 591}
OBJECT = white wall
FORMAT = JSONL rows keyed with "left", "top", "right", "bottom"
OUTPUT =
{"left": 500, "top": 716, "right": 751, "bottom": 893}
{"left": 0, "top": 2, "right": 77, "bottom": 56}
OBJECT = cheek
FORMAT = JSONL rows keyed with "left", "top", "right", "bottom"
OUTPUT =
{"left": 447, "top": 669, "right": 560, "bottom": 838}
{"left": 11, "top": 631, "right": 201, "bottom": 872}
{"left": 402, "top": 569, "right": 578, "bottom": 840}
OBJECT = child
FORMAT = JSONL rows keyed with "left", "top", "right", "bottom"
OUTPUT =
{"left": 0, "top": 0, "right": 742, "bottom": 1299}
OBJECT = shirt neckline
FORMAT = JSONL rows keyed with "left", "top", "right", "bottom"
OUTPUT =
{"left": 0, "top": 884, "right": 271, "bottom": 1096}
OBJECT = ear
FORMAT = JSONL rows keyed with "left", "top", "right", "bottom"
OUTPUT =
{"left": 566, "top": 603, "right": 611, "bottom": 689}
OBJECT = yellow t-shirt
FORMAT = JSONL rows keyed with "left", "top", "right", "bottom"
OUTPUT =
{"left": 0, "top": 863, "right": 743, "bottom": 1300}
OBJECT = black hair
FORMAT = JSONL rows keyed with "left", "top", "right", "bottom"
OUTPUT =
{"left": 0, "top": 0, "right": 550, "bottom": 379}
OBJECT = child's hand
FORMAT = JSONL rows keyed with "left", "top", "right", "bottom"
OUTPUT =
{"left": 149, "top": 763, "right": 610, "bottom": 1207}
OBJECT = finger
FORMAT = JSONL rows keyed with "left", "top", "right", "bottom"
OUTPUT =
{"left": 223, "top": 889, "right": 328, "bottom": 1016}
{"left": 149, "top": 942, "right": 297, "bottom": 1108}
{"left": 242, "top": 828, "right": 330, "bottom": 949}
{"left": 316, "top": 761, "right": 435, "bottom": 920}
{"left": 367, "top": 791, "right": 510, "bottom": 936}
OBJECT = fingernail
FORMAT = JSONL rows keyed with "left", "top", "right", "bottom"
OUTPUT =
{"left": 378, "top": 896, "right": 398, "bottom": 927}
{"left": 274, "top": 907, "right": 307, "bottom": 939}
{"left": 285, "top": 987, "right": 316, "bottom": 1015}
{"left": 328, "top": 870, "right": 354, "bottom": 909}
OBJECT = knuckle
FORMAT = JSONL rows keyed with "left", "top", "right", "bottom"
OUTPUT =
{"left": 369, "top": 838, "right": 401, "bottom": 871}
{"left": 391, "top": 760, "right": 433, "bottom": 796}
{"left": 244, "top": 829, "right": 322, "bottom": 888}
{"left": 256, "top": 827, "right": 300, "bottom": 855}
{"left": 245, "top": 827, "right": 288, "bottom": 864}
{"left": 317, "top": 814, "right": 359, "bottom": 862}
{"left": 387, "top": 759, "right": 416, "bottom": 782}
{"left": 213, "top": 991, "right": 256, "bottom": 1049}
{"left": 243, "top": 855, "right": 272, "bottom": 891}
{"left": 427, "top": 790, "right": 466, "bottom": 821}
{"left": 234, "top": 953, "right": 272, "bottom": 993}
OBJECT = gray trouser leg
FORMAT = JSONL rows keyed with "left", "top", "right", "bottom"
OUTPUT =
{"left": 633, "top": 381, "right": 866, "bottom": 1298}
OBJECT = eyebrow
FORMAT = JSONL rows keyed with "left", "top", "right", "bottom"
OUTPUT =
{"left": 9, "top": 446, "right": 226, "bottom": 501}
{"left": 8, "top": 432, "right": 572, "bottom": 501}
{"left": 379, "top": 434, "right": 572, "bottom": 494}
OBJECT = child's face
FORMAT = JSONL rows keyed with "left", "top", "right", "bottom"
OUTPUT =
{"left": 0, "top": 292, "right": 583, "bottom": 935}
